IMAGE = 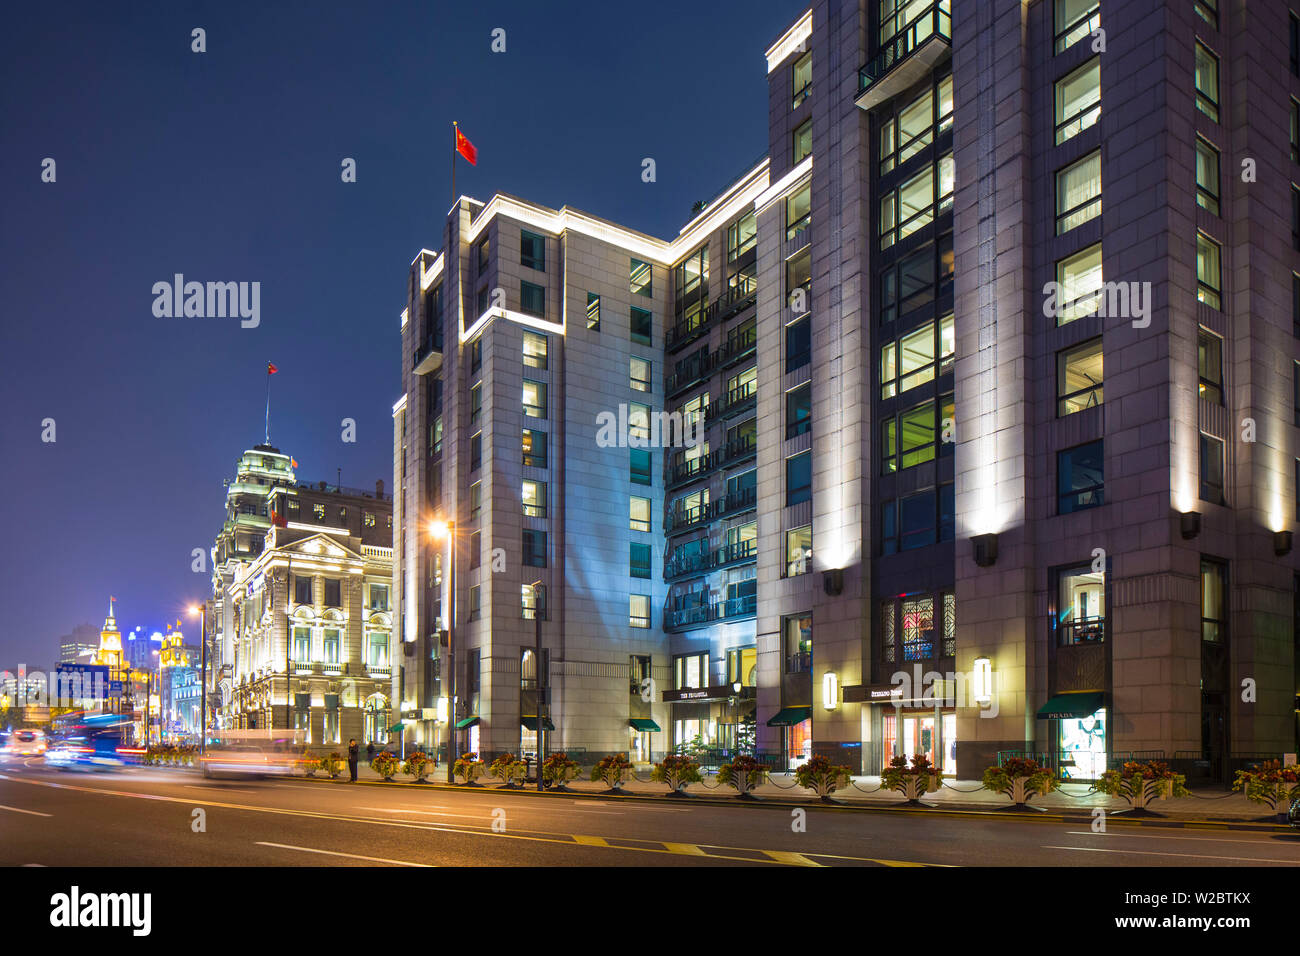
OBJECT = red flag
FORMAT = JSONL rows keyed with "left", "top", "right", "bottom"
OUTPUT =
{"left": 271, "top": 509, "right": 288, "bottom": 528}
{"left": 290, "top": 457, "right": 298, "bottom": 469}
{"left": 455, "top": 125, "right": 477, "bottom": 166}
{"left": 267, "top": 362, "right": 278, "bottom": 375}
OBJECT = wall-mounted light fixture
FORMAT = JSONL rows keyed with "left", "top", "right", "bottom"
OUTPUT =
{"left": 436, "top": 696, "right": 449, "bottom": 723}
{"left": 972, "top": 533, "right": 998, "bottom": 567}
{"left": 823, "top": 568, "right": 844, "bottom": 596}
{"left": 732, "top": 681, "right": 742, "bottom": 695}
{"left": 1275, "top": 530, "right": 1294, "bottom": 556}
{"left": 822, "top": 672, "right": 838, "bottom": 710}
{"left": 1179, "top": 511, "right": 1201, "bottom": 540}
{"left": 972, "top": 658, "right": 993, "bottom": 705}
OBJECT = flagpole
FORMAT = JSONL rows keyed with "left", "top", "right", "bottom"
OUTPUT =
{"left": 264, "top": 363, "right": 272, "bottom": 445}
{"left": 451, "top": 120, "right": 457, "bottom": 211}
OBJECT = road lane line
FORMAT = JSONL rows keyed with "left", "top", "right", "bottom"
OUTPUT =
{"left": 1043, "top": 845, "right": 1300, "bottom": 863}
{"left": 573, "top": 835, "right": 609, "bottom": 847}
{"left": 762, "top": 850, "right": 822, "bottom": 867}
{"left": 355, "top": 806, "right": 484, "bottom": 818}
{"left": 0, "top": 804, "right": 51, "bottom": 817}
{"left": 255, "top": 842, "right": 432, "bottom": 866}
{"left": 1063, "top": 830, "right": 1299, "bottom": 847}
{"left": 664, "top": 842, "right": 707, "bottom": 855}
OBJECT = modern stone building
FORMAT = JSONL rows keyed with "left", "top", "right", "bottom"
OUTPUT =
{"left": 209, "top": 445, "right": 394, "bottom": 748}
{"left": 392, "top": 0, "right": 1299, "bottom": 780}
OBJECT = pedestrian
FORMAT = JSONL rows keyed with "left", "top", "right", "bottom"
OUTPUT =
{"left": 347, "top": 738, "right": 359, "bottom": 782}
{"left": 366, "top": 741, "right": 375, "bottom": 760}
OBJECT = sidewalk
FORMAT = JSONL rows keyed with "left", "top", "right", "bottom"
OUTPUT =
{"left": 330, "top": 763, "right": 1286, "bottom": 828}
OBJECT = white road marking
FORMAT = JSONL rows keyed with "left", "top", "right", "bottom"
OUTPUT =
{"left": 185, "top": 785, "right": 255, "bottom": 793}
{"left": 0, "top": 804, "right": 52, "bottom": 817}
{"left": 1064, "top": 830, "right": 1300, "bottom": 847}
{"left": 255, "top": 841, "right": 432, "bottom": 866}
{"left": 1043, "top": 845, "right": 1300, "bottom": 864}
{"left": 355, "top": 806, "right": 483, "bottom": 819}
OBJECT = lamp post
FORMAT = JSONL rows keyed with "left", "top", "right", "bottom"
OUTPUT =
{"left": 530, "top": 579, "right": 545, "bottom": 792}
{"left": 429, "top": 519, "right": 456, "bottom": 784}
{"left": 189, "top": 603, "right": 207, "bottom": 755}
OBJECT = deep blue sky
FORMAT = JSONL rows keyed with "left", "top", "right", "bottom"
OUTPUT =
{"left": 0, "top": 0, "right": 797, "bottom": 665}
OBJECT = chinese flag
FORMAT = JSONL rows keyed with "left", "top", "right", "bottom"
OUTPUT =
{"left": 267, "top": 362, "right": 278, "bottom": 374}
{"left": 290, "top": 457, "right": 298, "bottom": 469}
{"left": 455, "top": 126, "right": 477, "bottom": 166}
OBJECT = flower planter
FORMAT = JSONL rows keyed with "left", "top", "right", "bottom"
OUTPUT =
{"left": 652, "top": 755, "right": 702, "bottom": 796}
{"left": 591, "top": 753, "right": 634, "bottom": 795}
{"left": 1096, "top": 761, "right": 1189, "bottom": 817}
{"left": 880, "top": 755, "right": 940, "bottom": 807}
{"left": 982, "top": 758, "right": 1058, "bottom": 812}
{"left": 718, "top": 756, "right": 770, "bottom": 800}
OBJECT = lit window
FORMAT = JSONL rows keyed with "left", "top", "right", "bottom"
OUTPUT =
{"left": 522, "top": 480, "right": 546, "bottom": 518}
{"left": 786, "top": 184, "right": 811, "bottom": 242}
{"left": 1194, "top": 42, "right": 1219, "bottom": 123}
{"left": 1054, "top": 58, "right": 1101, "bottom": 144}
{"left": 1194, "top": 0, "right": 1217, "bottom": 29}
{"left": 1056, "top": 565, "right": 1106, "bottom": 645}
{"left": 880, "top": 314, "right": 953, "bottom": 399}
{"left": 880, "top": 153, "right": 954, "bottom": 249}
{"left": 629, "top": 594, "right": 650, "bottom": 628}
{"left": 1055, "top": 243, "right": 1103, "bottom": 325}
{"left": 1057, "top": 337, "right": 1104, "bottom": 416}
{"left": 1200, "top": 559, "right": 1227, "bottom": 643}
{"left": 793, "top": 119, "right": 812, "bottom": 163}
{"left": 522, "top": 585, "right": 546, "bottom": 621}
{"left": 1198, "top": 330, "right": 1223, "bottom": 404}
{"left": 522, "top": 380, "right": 547, "bottom": 419}
{"left": 1196, "top": 233, "right": 1221, "bottom": 309}
{"left": 1195, "top": 138, "right": 1220, "bottom": 216}
{"left": 522, "top": 330, "right": 548, "bottom": 369}
{"left": 882, "top": 395, "right": 953, "bottom": 473}
{"left": 1055, "top": 0, "right": 1100, "bottom": 54}
{"left": 792, "top": 51, "right": 811, "bottom": 109}
{"left": 630, "top": 496, "right": 651, "bottom": 533}
{"left": 1056, "top": 150, "right": 1101, "bottom": 234}
{"left": 630, "top": 357, "right": 651, "bottom": 392}
{"left": 727, "top": 212, "right": 757, "bottom": 260}
{"left": 630, "top": 258, "right": 652, "bottom": 297}
{"left": 785, "top": 525, "right": 812, "bottom": 577}
{"left": 522, "top": 428, "right": 546, "bottom": 468}
{"left": 587, "top": 292, "right": 600, "bottom": 331}
{"left": 786, "top": 247, "right": 812, "bottom": 307}
{"left": 879, "top": 75, "right": 952, "bottom": 175}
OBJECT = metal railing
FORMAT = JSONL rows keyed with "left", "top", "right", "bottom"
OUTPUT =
{"left": 858, "top": 3, "right": 952, "bottom": 95}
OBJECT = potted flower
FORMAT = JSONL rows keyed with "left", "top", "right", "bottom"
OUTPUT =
{"left": 880, "top": 754, "right": 941, "bottom": 806}
{"left": 1095, "top": 760, "right": 1189, "bottom": 816}
{"left": 981, "top": 756, "right": 1059, "bottom": 811}
{"left": 301, "top": 753, "right": 320, "bottom": 777}
{"left": 1232, "top": 760, "right": 1300, "bottom": 823}
{"left": 490, "top": 753, "right": 527, "bottom": 788}
{"left": 717, "top": 754, "right": 769, "bottom": 799}
{"left": 542, "top": 752, "right": 582, "bottom": 791}
{"left": 371, "top": 751, "right": 400, "bottom": 781}
{"left": 453, "top": 752, "right": 486, "bottom": 785}
{"left": 318, "top": 752, "right": 344, "bottom": 779}
{"left": 651, "top": 754, "right": 702, "bottom": 796}
{"left": 590, "top": 752, "right": 634, "bottom": 794}
{"left": 796, "top": 755, "right": 853, "bottom": 802}
{"left": 403, "top": 750, "right": 432, "bottom": 783}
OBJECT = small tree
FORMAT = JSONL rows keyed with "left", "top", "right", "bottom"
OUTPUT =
{"left": 453, "top": 752, "right": 485, "bottom": 785}
{"left": 319, "top": 752, "right": 344, "bottom": 779}
{"left": 652, "top": 754, "right": 702, "bottom": 794}
{"left": 796, "top": 755, "right": 852, "bottom": 800}
{"left": 542, "top": 752, "right": 582, "bottom": 789}
{"left": 590, "top": 752, "right": 634, "bottom": 792}
{"left": 490, "top": 753, "right": 528, "bottom": 788}
{"left": 1232, "top": 761, "right": 1300, "bottom": 819}
{"left": 880, "top": 754, "right": 940, "bottom": 805}
{"left": 735, "top": 711, "right": 757, "bottom": 754}
{"left": 371, "top": 751, "right": 400, "bottom": 781}
{"left": 718, "top": 754, "right": 769, "bottom": 798}
{"left": 981, "top": 757, "right": 1059, "bottom": 809}
{"left": 403, "top": 750, "right": 432, "bottom": 782}
{"left": 1094, "top": 760, "right": 1189, "bottom": 814}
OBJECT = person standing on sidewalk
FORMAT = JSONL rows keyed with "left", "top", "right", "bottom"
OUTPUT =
{"left": 347, "top": 738, "right": 359, "bottom": 782}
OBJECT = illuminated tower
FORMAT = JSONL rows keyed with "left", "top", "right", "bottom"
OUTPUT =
{"left": 96, "top": 596, "right": 124, "bottom": 683}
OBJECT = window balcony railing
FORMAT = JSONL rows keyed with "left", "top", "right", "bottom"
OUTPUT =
{"left": 708, "top": 381, "right": 757, "bottom": 423}
{"left": 663, "top": 485, "right": 757, "bottom": 535}
{"left": 667, "top": 434, "right": 757, "bottom": 489}
{"left": 856, "top": 3, "right": 952, "bottom": 112}
{"left": 664, "top": 539, "right": 757, "bottom": 580}
{"left": 1056, "top": 616, "right": 1106, "bottom": 647}
{"left": 719, "top": 324, "right": 757, "bottom": 368}
{"left": 665, "top": 350, "right": 716, "bottom": 399}
{"left": 663, "top": 593, "right": 757, "bottom": 632}
{"left": 666, "top": 284, "right": 759, "bottom": 354}
{"left": 413, "top": 336, "right": 443, "bottom": 375}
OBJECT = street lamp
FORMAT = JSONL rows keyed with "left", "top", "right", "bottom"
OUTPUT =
{"left": 530, "top": 579, "right": 545, "bottom": 792}
{"left": 189, "top": 603, "right": 207, "bottom": 755}
{"left": 428, "top": 519, "right": 456, "bottom": 783}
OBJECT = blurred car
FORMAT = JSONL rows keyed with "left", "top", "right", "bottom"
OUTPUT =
{"left": 45, "top": 729, "right": 142, "bottom": 771}
{"left": 198, "top": 737, "right": 301, "bottom": 779}
{"left": 7, "top": 729, "right": 46, "bottom": 756}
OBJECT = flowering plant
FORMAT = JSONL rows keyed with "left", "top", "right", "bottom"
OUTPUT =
{"left": 590, "top": 752, "right": 634, "bottom": 790}
{"left": 490, "top": 753, "right": 528, "bottom": 787}
{"left": 982, "top": 757, "right": 1058, "bottom": 806}
{"left": 318, "top": 752, "right": 344, "bottom": 779}
{"left": 880, "top": 754, "right": 940, "bottom": 801}
{"left": 717, "top": 754, "right": 769, "bottom": 797}
{"left": 371, "top": 751, "right": 400, "bottom": 780}
{"left": 651, "top": 754, "right": 702, "bottom": 793}
{"left": 402, "top": 751, "right": 432, "bottom": 781}
{"left": 453, "top": 751, "right": 485, "bottom": 784}
{"left": 542, "top": 752, "right": 582, "bottom": 787}
{"left": 796, "top": 755, "right": 852, "bottom": 797}
{"left": 1232, "top": 761, "right": 1300, "bottom": 812}
{"left": 1094, "top": 761, "right": 1189, "bottom": 808}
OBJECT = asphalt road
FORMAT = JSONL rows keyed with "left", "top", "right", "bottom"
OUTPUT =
{"left": 2, "top": 755, "right": 1298, "bottom": 867}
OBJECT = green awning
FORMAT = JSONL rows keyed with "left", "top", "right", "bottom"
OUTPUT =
{"left": 387, "top": 722, "right": 405, "bottom": 732}
{"left": 1036, "top": 692, "right": 1105, "bottom": 720}
{"left": 455, "top": 716, "right": 479, "bottom": 729}
{"left": 766, "top": 706, "right": 812, "bottom": 727}
{"left": 628, "top": 718, "right": 661, "bottom": 732}
{"left": 520, "top": 716, "right": 555, "bottom": 731}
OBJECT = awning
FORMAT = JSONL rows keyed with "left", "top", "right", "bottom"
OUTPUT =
{"left": 386, "top": 722, "right": 405, "bottom": 732}
{"left": 455, "top": 716, "right": 479, "bottom": 729}
{"left": 521, "top": 716, "right": 555, "bottom": 731}
{"left": 766, "top": 706, "right": 812, "bottom": 727}
{"left": 628, "top": 718, "right": 661, "bottom": 732}
{"left": 1036, "top": 692, "right": 1105, "bottom": 720}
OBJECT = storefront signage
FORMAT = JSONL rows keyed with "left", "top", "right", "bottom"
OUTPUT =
{"left": 662, "top": 685, "right": 735, "bottom": 702}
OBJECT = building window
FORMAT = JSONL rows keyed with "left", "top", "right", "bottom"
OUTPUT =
{"left": 786, "top": 383, "right": 812, "bottom": 438}
{"left": 1199, "top": 433, "right": 1226, "bottom": 504}
{"left": 1196, "top": 233, "right": 1221, "bottom": 309}
{"left": 1194, "top": 0, "right": 1217, "bottom": 28}
{"left": 291, "top": 627, "right": 311, "bottom": 663}
{"left": 786, "top": 450, "right": 812, "bottom": 506}
{"left": 520, "top": 230, "right": 545, "bottom": 270}
{"left": 793, "top": 118, "right": 812, "bottom": 163}
{"left": 470, "top": 481, "right": 481, "bottom": 522}
{"left": 324, "top": 706, "right": 340, "bottom": 744}
{"left": 1294, "top": 361, "right": 1300, "bottom": 425}
{"left": 785, "top": 525, "right": 812, "bottom": 577}
{"left": 881, "top": 314, "right": 954, "bottom": 398}
{"left": 1058, "top": 440, "right": 1104, "bottom": 514}
{"left": 1293, "top": 101, "right": 1300, "bottom": 164}
{"left": 1195, "top": 138, "right": 1220, "bottom": 216}
{"left": 629, "top": 594, "right": 650, "bottom": 629}
{"left": 882, "top": 395, "right": 953, "bottom": 473}
{"left": 630, "top": 257, "right": 652, "bottom": 297}
{"left": 477, "top": 235, "right": 490, "bottom": 275}
{"left": 522, "top": 428, "right": 547, "bottom": 468}
{"left": 786, "top": 183, "right": 811, "bottom": 242}
{"left": 522, "top": 585, "right": 547, "bottom": 621}
{"left": 630, "top": 542, "right": 652, "bottom": 579}
{"left": 630, "top": 448, "right": 652, "bottom": 486}
{"left": 294, "top": 575, "right": 313, "bottom": 605}
{"left": 728, "top": 211, "right": 757, "bottom": 260}
{"left": 323, "top": 628, "right": 340, "bottom": 664}
{"left": 1057, "top": 337, "right": 1104, "bottom": 416}
{"left": 468, "top": 586, "right": 481, "bottom": 621}
{"left": 1055, "top": 564, "right": 1106, "bottom": 645}
{"left": 587, "top": 292, "right": 600, "bottom": 331}
{"left": 880, "top": 234, "right": 952, "bottom": 326}
{"left": 786, "top": 315, "right": 811, "bottom": 371}
{"left": 1055, "top": 243, "right": 1103, "bottom": 325}
{"left": 323, "top": 579, "right": 341, "bottom": 607}
{"left": 469, "top": 382, "right": 481, "bottom": 424}
{"left": 523, "top": 380, "right": 547, "bottom": 419}
{"left": 784, "top": 613, "right": 812, "bottom": 672}
{"left": 470, "top": 336, "right": 482, "bottom": 372}
{"left": 630, "top": 306, "right": 652, "bottom": 346}
{"left": 368, "top": 584, "right": 389, "bottom": 612}
{"left": 879, "top": 153, "right": 954, "bottom": 249}
{"left": 630, "top": 496, "right": 652, "bottom": 533}
{"left": 470, "top": 431, "right": 482, "bottom": 471}
{"left": 1056, "top": 150, "right": 1101, "bottom": 234}
{"left": 792, "top": 50, "right": 811, "bottom": 108}
{"left": 1194, "top": 42, "right": 1219, "bottom": 123}
{"left": 674, "top": 652, "right": 708, "bottom": 690}
{"left": 522, "top": 479, "right": 546, "bottom": 518}
{"left": 469, "top": 529, "right": 482, "bottom": 570}
{"left": 1201, "top": 558, "right": 1227, "bottom": 643}
{"left": 523, "top": 330, "right": 548, "bottom": 369}
{"left": 879, "top": 75, "right": 953, "bottom": 176}
{"left": 1056, "top": 0, "right": 1100, "bottom": 54}
{"left": 520, "top": 280, "right": 545, "bottom": 318}
{"left": 1294, "top": 185, "right": 1300, "bottom": 251}
{"left": 1054, "top": 57, "right": 1101, "bottom": 144}
{"left": 881, "top": 484, "right": 954, "bottom": 554}
{"left": 628, "top": 402, "right": 651, "bottom": 444}
{"left": 786, "top": 247, "right": 812, "bottom": 310}
{"left": 523, "top": 529, "right": 547, "bottom": 567}
{"left": 429, "top": 415, "right": 443, "bottom": 456}
{"left": 630, "top": 357, "right": 651, "bottom": 392}
{"left": 1198, "top": 330, "right": 1223, "bottom": 404}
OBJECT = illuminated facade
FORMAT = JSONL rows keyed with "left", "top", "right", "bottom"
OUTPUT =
{"left": 393, "top": 0, "right": 1299, "bottom": 778}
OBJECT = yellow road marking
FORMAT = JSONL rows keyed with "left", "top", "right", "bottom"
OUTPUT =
{"left": 573, "top": 834, "right": 609, "bottom": 847}
{"left": 664, "top": 842, "right": 707, "bottom": 855}
{"left": 763, "top": 850, "right": 822, "bottom": 867}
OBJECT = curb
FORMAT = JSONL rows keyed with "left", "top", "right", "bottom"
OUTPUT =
{"left": 288, "top": 775, "right": 1294, "bottom": 833}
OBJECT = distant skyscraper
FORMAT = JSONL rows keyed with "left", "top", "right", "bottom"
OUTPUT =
{"left": 58, "top": 623, "right": 100, "bottom": 665}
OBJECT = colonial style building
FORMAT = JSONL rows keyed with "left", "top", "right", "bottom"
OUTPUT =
{"left": 391, "top": 0, "right": 1300, "bottom": 781}
{"left": 209, "top": 445, "right": 394, "bottom": 749}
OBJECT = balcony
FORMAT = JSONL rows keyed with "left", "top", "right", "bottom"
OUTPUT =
{"left": 665, "top": 284, "right": 759, "bottom": 354}
{"left": 663, "top": 593, "right": 757, "bottom": 632}
{"left": 665, "top": 349, "right": 715, "bottom": 399}
{"left": 663, "top": 485, "right": 757, "bottom": 535}
{"left": 707, "top": 381, "right": 757, "bottom": 424}
{"left": 664, "top": 539, "right": 757, "bottom": 580}
{"left": 666, "top": 433, "right": 756, "bottom": 490}
{"left": 413, "top": 336, "right": 443, "bottom": 375}
{"left": 718, "top": 323, "right": 757, "bottom": 369}
{"left": 855, "top": 3, "right": 952, "bottom": 112}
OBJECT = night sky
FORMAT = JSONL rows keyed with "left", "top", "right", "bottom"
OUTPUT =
{"left": 0, "top": 1, "right": 797, "bottom": 666}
